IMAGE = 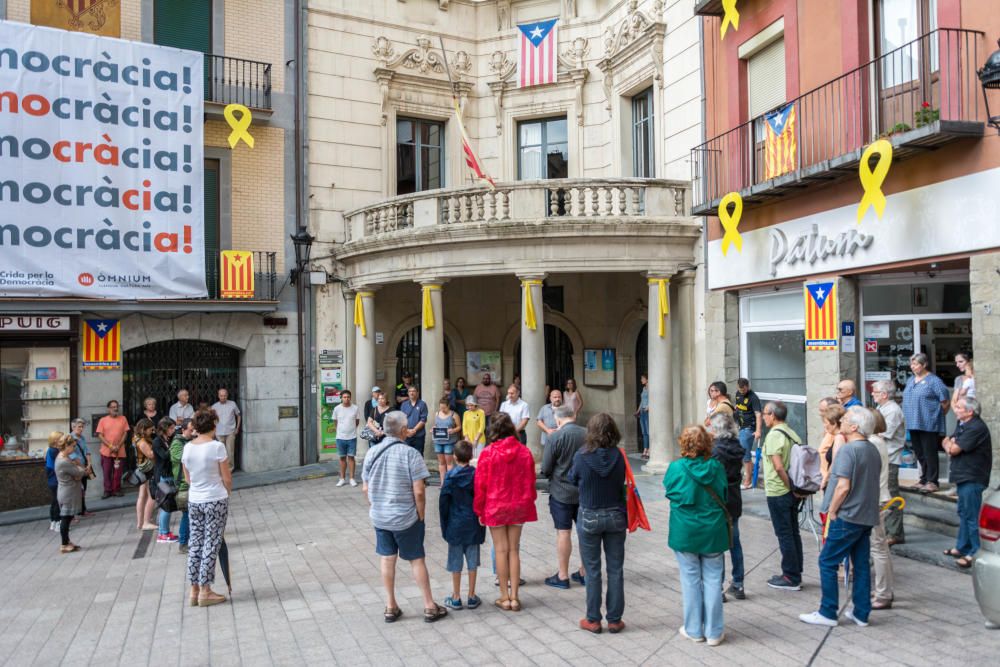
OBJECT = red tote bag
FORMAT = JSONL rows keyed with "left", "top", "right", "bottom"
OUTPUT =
{"left": 619, "top": 448, "right": 651, "bottom": 532}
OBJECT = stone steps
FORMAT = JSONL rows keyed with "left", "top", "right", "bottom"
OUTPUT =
{"left": 900, "top": 484, "right": 960, "bottom": 538}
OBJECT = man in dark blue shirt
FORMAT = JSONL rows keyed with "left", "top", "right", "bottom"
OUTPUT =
{"left": 400, "top": 385, "right": 428, "bottom": 455}
{"left": 837, "top": 379, "right": 863, "bottom": 409}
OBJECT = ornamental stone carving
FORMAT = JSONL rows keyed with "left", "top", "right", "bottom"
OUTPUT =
{"left": 558, "top": 38, "right": 591, "bottom": 126}
{"left": 487, "top": 51, "right": 516, "bottom": 135}
{"left": 597, "top": 0, "right": 666, "bottom": 115}
{"left": 497, "top": 0, "right": 511, "bottom": 30}
{"left": 372, "top": 35, "right": 473, "bottom": 124}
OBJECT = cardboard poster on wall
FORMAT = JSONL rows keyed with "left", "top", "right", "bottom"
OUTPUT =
{"left": 31, "top": 0, "right": 122, "bottom": 37}
{"left": 319, "top": 382, "right": 342, "bottom": 453}
{"left": 583, "top": 348, "right": 616, "bottom": 387}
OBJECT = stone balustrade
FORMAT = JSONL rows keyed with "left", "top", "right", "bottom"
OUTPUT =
{"left": 346, "top": 178, "right": 690, "bottom": 242}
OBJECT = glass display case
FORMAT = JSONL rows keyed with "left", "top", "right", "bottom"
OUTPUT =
{"left": 1, "top": 347, "right": 72, "bottom": 462}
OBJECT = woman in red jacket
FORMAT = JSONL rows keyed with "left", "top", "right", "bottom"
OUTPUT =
{"left": 473, "top": 412, "right": 537, "bottom": 611}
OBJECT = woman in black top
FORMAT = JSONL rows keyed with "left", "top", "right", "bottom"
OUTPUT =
{"left": 152, "top": 417, "right": 178, "bottom": 542}
{"left": 708, "top": 413, "right": 746, "bottom": 599}
{"left": 568, "top": 413, "right": 627, "bottom": 634}
{"left": 365, "top": 392, "right": 391, "bottom": 444}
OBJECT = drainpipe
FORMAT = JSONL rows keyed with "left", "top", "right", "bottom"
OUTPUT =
{"left": 294, "top": 0, "right": 309, "bottom": 466}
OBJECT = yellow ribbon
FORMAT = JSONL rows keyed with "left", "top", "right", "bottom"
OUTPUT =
{"left": 422, "top": 284, "right": 441, "bottom": 330}
{"left": 522, "top": 280, "right": 542, "bottom": 331}
{"left": 353, "top": 292, "right": 372, "bottom": 337}
{"left": 856, "top": 139, "right": 893, "bottom": 224}
{"left": 648, "top": 278, "right": 670, "bottom": 338}
{"left": 718, "top": 192, "right": 743, "bottom": 256}
{"left": 720, "top": 0, "right": 740, "bottom": 39}
{"left": 224, "top": 103, "right": 255, "bottom": 149}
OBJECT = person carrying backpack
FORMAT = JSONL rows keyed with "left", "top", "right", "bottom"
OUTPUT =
{"left": 761, "top": 401, "right": 805, "bottom": 591}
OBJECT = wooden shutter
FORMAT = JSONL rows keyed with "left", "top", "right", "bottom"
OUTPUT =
{"left": 747, "top": 38, "right": 786, "bottom": 117}
{"left": 204, "top": 160, "right": 220, "bottom": 298}
{"left": 153, "top": 0, "right": 212, "bottom": 53}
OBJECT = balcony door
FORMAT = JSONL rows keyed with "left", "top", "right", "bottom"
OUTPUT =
{"left": 155, "top": 0, "right": 213, "bottom": 96}
{"left": 204, "top": 159, "right": 221, "bottom": 298}
{"left": 874, "top": 0, "right": 938, "bottom": 134}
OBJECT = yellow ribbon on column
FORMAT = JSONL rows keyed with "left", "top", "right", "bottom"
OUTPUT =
{"left": 522, "top": 280, "right": 543, "bottom": 331}
{"left": 648, "top": 278, "right": 670, "bottom": 338}
{"left": 856, "top": 139, "right": 893, "bottom": 224}
{"left": 422, "top": 284, "right": 441, "bottom": 330}
{"left": 223, "top": 104, "right": 255, "bottom": 149}
{"left": 718, "top": 192, "right": 743, "bottom": 256}
{"left": 353, "top": 292, "right": 372, "bottom": 337}
{"left": 720, "top": 0, "right": 740, "bottom": 39}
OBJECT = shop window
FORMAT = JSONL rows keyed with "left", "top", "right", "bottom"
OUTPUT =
{"left": 518, "top": 117, "right": 568, "bottom": 180}
{"left": 1, "top": 346, "right": 71, "bottom": 461}
{"left": 861, "top": 282, "right": 970, "bottom": 316}
{"left": 396, "top": 118, "right": 444, "bottom": 195}
{"left": 632, "top": 88, "right": 655, "bottom": 177}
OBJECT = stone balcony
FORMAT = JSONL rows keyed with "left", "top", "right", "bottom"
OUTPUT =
{"left": 337, "top": 178, "right": 700, "bottom": 286}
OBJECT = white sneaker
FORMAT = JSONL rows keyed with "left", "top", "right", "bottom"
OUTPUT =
{"left": 843, "top": 608, "right": 869, "bottom": 627}
{"left": 49, "top": 521, "right": 57, "bottom": 531}
{"left": 678, "top": 626, "right": 705, "bottom": 643}
{"left": 707, "top": 634, "right": 725, "bottom": 647}
{"left": 349, "top": 478, "right": 357, "bottom": 487}
{"left": 799, "top": 611, "right": 838, "bottom": 627}
{"left": 336, "top": 478, "right": 346, "bottom": 487}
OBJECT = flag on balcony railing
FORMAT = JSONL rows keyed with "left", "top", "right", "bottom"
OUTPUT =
{"left": 518, "top": 18, "right": 558, "bottom": 87}
{"left": 452, "top": 97, "right": 496, "bottom": 190}
{"left": 82, "top": 319, "right": 121, "bottom": 370}
{"left": 220, "top": 251, "right": 255, "bottom": 299}
{"left": 764, "top": 102, "right": 797, "bottom": 180}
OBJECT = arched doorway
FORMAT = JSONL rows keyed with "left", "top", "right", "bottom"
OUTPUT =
{"left": 123, "top": 340, "right": 241, "bottom": 464}
{"left": 513, "top": 324, "right": 575, "bottom": 394}
{"left": 394, "top": 325, "right": 451, "bottom": 389}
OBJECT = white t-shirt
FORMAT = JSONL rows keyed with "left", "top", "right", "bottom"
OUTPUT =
{"left": 500, "top": 399, "right": 530, "bottom": 429}
{"left": 211, "top": 400, "right": 241, "bottom": 436}
{"left": 333, "top": 404, "right": 360, "bottom": 439}
{"left": 182, "top": 440, "right": 229, "bottom": 504}
{"left": 169, "top": 402, "right": 195, "bottom": 422}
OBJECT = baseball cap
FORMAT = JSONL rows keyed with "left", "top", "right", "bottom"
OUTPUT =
{"left": 465, "top": 395, "right": 477, "bottom": 405}
{"left": 371, "top": 385, "right": 382, "bottom": 393}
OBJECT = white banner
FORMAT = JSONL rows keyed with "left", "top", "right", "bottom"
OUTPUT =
{"left": 0, "top": 21, "right": 205, "bottom": 298}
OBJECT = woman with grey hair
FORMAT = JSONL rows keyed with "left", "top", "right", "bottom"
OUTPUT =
{"left": 708, "top": 412, "right": 746, "bottom": 600}
{"left": 901, "top": 353, "right": 950, "bottom": 493}
{"left": 68, "top": 418, "right": 96, "bottom": 517}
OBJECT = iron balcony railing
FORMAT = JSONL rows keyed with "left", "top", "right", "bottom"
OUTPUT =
{"left": 206, "top": 54, "right": 273, "bottom": 110}
{"left": 202, "top": 250, "right": 277, "bottom": 300}
{"left": 691, "top": 28, "right": 985, "bottom": 214}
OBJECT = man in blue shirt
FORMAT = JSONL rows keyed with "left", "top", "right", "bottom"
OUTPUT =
{"left": 400, "top": 385, "right": 428, "bottom": 455}
{"left": 837, "top": 379, "right": 863, "bottom": 409}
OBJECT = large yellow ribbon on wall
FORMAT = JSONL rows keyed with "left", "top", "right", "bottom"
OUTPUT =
{"left": 522, "top": 280, "right": 543, "bottom": 331}
{"left": 720, "top": 0, "right": 740, "bottom": 40}
{"left": 422, "top": 284, "right": 441, "bottom": 330}
{"left": 224, "top": 103, "right": 255, "bottom": 149}
{"left": 718, "top": 192, "right": 743, "bottom": 256}
{"left": 648, "top": 278, "right": 670, "bottom": 338}
{"left": 353, "top": 292, "right": 372, "bottom": 337}
{"left": 856, "top": 139, "right": 893, "bottom": 224}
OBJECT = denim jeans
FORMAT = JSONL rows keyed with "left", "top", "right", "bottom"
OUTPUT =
{"left": 726, "top": 518, "right": 744, "bottom": 586}
{"left": 576, "top": 508, "right": 627, "bottom": 623}
{"left": 179, "top": 510, "right": 190, "bottom": 546}
{"left": 674, "top": 551, "right": 724, "bottom": 640}
{"left": 638, "top": 411, "right": 649, "bottom": 452}
{"left": 766, "top": 492, "right": 803, "bottom": 584}
{"left": 738, "top": 428, "right": 755, "bottom": 463}
{"left": 956, "top": 481, "right": 985, "bottom": 556}
{"left": 158, "top": 509, "right": 171, "bottom": 535}
{"left": 818, "top": 518, "right": 872, "bottom": 622}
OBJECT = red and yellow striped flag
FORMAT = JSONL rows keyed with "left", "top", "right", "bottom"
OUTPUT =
{"left": 764, "top": 103, "right": 797, "bottom": 179}
{"left": 804, "top": 281, "right": 838, "bottom": 351}
{"left": 220, "top": 251, "right": 255, "bottom": 299}
{"left": 82, "top": 319, "right": 121, "bottom": 369}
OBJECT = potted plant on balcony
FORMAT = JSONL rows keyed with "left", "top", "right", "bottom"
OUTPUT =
{"left": 880, "top": 122, "right": 912, "bottom": 138}
{"left": 914, "top": 101, "right": 940, "bottom": 128}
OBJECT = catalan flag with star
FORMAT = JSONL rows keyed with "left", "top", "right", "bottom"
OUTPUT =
{"left": 220, "top": 251, "right": 255, "bottom": 298}
{"left": 764, "top": 102, "right": 797, "bottom": 179}
{"left": 804, "top": 281, "right": 838, "bottom": 351}
{"left": 82, "top": 319, "right": 121, "bottom": 369}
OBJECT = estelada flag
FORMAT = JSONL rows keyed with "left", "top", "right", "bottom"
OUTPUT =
{"left": 620, "top": 447, "right": 651, "bottom": 532}
{"left": 805, "top": 280, "right": 838, "bottom": 351}
{"left": 764, "top": 102, "right": 797, "bottom": 179}
{"left": 82, "top": 319, "right": 121, "bottom": 370}
{"left": 220, "top": 251, "right": 255, "bottom": 299}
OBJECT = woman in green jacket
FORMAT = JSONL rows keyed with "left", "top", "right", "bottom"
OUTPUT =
{"left": 170, "top": 418, "right": 194, "bottom": 553}
{"left": 664, "top": 425, "right": 730, "bottom": 647}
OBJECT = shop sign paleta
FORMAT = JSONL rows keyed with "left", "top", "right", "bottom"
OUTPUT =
{"left": 0, "top": 21, "right": 206, "bottom": 298}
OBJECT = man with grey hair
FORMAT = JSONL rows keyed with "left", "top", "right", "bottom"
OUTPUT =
{"left": 361, "top": 411, "right": 447, "bottom": 623}
{"left": 541, "top": 402, "right": 586, "bottom": 589}
{"left": 941, "top": 397, "right": 992, "bottom": 569}
{"left": 872, "top": 380, "right": 906, "bottom": 544}
{"left": 800, "top": 406, "right": 881, "bottom": 628}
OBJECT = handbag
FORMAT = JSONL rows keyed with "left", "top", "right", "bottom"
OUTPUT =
{"left": 360, "top": 425, "right": 377, "bottom": 441}
{"left": 125, "top": 467, "right": 147, "bottom": 486}
{"left": 681, "top": 462, "right": 733, "bottom": 548}
{"left": 154, "top": 477, "right": 179, "bottom": 512}
{"left": 618, "top": 448, "right": 651, "bottom": 533}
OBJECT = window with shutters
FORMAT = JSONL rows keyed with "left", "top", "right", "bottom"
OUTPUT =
{"left": 154, "top": 0, "right": 212, "bottom": 52}
{"left": 746, "top": 36, "right": 786, "bottom": 142}
{"left": 204, "top": 159, "right": 221, "bottom": 298}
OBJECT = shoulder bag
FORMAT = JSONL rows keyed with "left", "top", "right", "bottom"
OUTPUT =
{"left": 680, "top": 462, "right": 733, "bottom": 549}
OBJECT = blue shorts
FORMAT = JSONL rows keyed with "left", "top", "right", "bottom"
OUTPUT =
{"left": 336, "top": 438, "right": 357, "bottom": 457}
{"left": 446, "top": 543, "right": 481, "bottom": 573}
{"left": 374, "top": 520, "right": 425, "bottom": 561}
{"left": 738, "top": 428, "right": 756, "bottom": 462}
{"left": 549, "top": 496, "right": 579, "bottom": 531}
{"left": 434, "top": 442, "right": 455, "bottom": 455}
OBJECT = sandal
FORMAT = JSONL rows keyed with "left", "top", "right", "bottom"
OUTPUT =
{"left": 943, "top": 548, "right": 963, "bottom": 558}
{"left": 383, "top": 606, "right": 402, "bottom": 623}
{"left": 198, "top": 592, "right": 227, "bottom": 607}
{"left": 494, "top": 598, "right": 512, "bottom": 611}
{"left": 423, "top": 603, "right": 448, "bottom": 623}
{"left": 956, "top": 556, "right": 974, "bottom": 569}
{"left": 509, "top": 599, "right": 522, "bottom": 612}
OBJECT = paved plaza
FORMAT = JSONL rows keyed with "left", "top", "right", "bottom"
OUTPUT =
{"left": 1, "top": 470, "right": 998, "bottom": 667}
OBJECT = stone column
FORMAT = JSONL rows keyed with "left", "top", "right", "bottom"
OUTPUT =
{"left": 342, "top": 289, "right": 361, "bottom": 457}
{"left": 354, "top": 289, "right": 377, "bottom": 460}
{"left": 676, "top": 272, "right": 696, "bottom": 426}
{"left": 644, "top": 273, "right": 675, "bottom": 474}
{"left": 519, "top": 274, "right": 547, "bottom": 458}
{"left": 419, "top": 279, "right": 446, "bottom": 467}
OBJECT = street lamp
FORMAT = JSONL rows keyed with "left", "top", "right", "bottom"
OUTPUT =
{"left": 290, "top": 228, "right": 314, "bottom": 283}
{"left": 290, "top": 226, "right": 314, "bottom": 467}
{"left": 979, "top": 38, "right": 1000, "bottom": 134}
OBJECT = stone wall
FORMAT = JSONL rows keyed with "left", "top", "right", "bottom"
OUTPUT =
{"left": 970, "top": 251, "right": 1000, "bottom": 481}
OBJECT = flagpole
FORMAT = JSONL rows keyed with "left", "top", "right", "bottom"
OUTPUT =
{"left": 438, "top": 36, "right": 496, "bottom": 190}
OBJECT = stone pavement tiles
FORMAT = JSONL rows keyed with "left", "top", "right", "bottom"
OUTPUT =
{"left": 1, "top": 477, "right": 998, "bottom": 667}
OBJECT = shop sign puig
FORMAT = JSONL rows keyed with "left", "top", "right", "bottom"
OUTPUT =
{"left": 769, "top": 224, "right": 874, "bottom": 277}
{"left": 0, "top": 315, "right": 71, "bottom": 331}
